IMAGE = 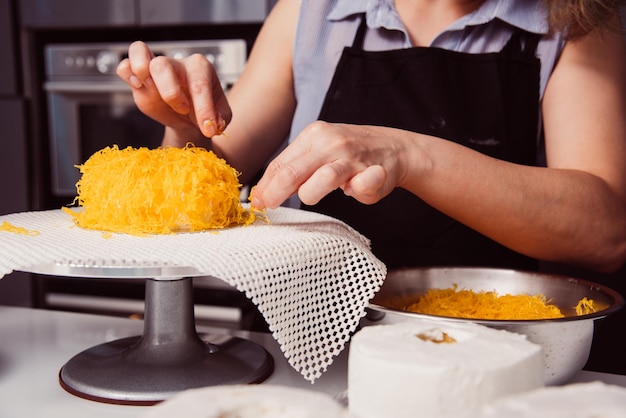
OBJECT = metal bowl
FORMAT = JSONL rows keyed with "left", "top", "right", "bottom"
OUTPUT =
{"left": 363, "top": 267, "right": 624, "bottom": 385}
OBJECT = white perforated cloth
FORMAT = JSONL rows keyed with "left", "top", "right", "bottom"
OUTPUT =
{"left": 0, "top": 207, "right": 386, "bottom": 382}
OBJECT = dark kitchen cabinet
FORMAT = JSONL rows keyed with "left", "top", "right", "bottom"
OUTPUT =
{"left": 0, "top": 99, "right": 29, "bottom": 215}
{"left": 0, "top": 98, "right": 32, "bottom": 308}
{"left": 0, "top": 0, "right": 32, "bottom": 308}
{"left": 19, "top": 0, "right": 277, "bottom": 28}
{"left": 0, "top": 0, "right": 17, "bottom": 95}
{"left": 19, "top": 0, "right": 136, "bottom": 28}
{"left": 0, "top": 0, "right": 28, "bottom": 215}
{"left": 139, "top": 0, "right": 274, "bottom": 25}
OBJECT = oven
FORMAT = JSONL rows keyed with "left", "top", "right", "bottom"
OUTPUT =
{"left": 32, "top": 34, "right": 266, "bottom": 331}
{"left": 44, "top": 39, "right": 246, "bottom": 197}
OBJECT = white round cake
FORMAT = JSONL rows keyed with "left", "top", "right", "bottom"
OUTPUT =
{"left": 348, "top": 320, "right": 544, "bottom": 418}
{"left": 141, "top": 384, "right": 352, "bottom": 418}
{"left": 480, "top": 381, "right": 626, "bottom": 417}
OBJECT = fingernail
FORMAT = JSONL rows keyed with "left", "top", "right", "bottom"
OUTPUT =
{"left": 202, "top": 118, "right": 225, "bottom": 137}
{"left": 202, "top": 120, "right": 217, "bottom": 137}
{"left": 250, "top": 196, "right": 265, "bottom": 210}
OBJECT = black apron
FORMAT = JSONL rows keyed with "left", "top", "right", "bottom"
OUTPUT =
{"left": 302, "top": 15, "right": 542, "bottom": 270}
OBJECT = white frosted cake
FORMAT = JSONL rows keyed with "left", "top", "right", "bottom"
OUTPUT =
{"left": 142, "top": 384, "right": 353, "bottom": 418}
{"left": 348, "top": 320, "right": 544, "bottom": 418}
{"left": 481, "top": 381, "right": 626, "bottom": 417}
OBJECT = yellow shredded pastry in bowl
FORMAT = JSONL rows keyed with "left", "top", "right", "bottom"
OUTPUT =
{"left": 575, "top": 297, "right": 598, "bottom": 316}
{"left": 62, "top": 145, "right": 257, "bottom": 235}
{"left": 395, "top": 285, "right": 598, "bottom": 320}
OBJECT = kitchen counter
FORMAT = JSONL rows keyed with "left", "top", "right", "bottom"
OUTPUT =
{"left": 0, "top": 306, "right": 624, "bottom": 418}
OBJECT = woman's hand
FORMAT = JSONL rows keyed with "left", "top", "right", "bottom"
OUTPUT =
{"left": 251, "top": 121, "right": 418, "bottom": 209}
{"left": 116, "top": 41, "right": 232, "bottom": 147}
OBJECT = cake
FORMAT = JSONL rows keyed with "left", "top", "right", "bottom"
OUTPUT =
{"left": 480, "top": 381, "right": 626, "bottom": 417}
{"left": 141, "top": 384, "right": 353, "bottom": 418}
{"left": 348, "top": 320, "right": 544, "bottom": 418}
{"left": 62, "top": 145, "right": 258, "bottom": 234}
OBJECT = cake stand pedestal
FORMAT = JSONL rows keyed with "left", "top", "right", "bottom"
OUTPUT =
{"left": 25, "top": 264, "right": 274, "bottom": 405}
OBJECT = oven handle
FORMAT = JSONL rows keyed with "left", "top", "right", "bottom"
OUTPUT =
{"left": 44, "top": 80, "right": 132, "bottom": 93}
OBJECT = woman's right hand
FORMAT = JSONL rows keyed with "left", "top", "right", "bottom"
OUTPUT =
{"left": 116, "top": 41, "right": 232, "bottom": 147}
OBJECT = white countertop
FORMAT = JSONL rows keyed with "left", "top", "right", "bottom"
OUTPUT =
{"left": 0, "top": 306, "right": 624, "bottom": 418}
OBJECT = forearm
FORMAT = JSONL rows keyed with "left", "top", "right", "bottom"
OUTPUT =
{"left": 162, "top": 125, "right": 210, "bottom": 149}
{"left": 404, "top": 135, "right": 626, "bottom": 272}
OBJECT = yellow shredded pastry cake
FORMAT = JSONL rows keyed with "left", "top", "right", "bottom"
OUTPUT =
{"left": 62, "top": 145, "right": 257, "bottom": 235}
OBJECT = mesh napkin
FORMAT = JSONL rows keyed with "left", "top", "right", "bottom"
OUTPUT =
{"left": 0, "top": 207, "right": 386, "bottom": 382}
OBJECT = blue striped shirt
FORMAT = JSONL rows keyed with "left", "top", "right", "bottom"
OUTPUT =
{"left": 289, "top": 0, "right": 566, "bottom": 143}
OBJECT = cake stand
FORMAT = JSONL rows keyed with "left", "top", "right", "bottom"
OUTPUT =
{"left": 24, "top": 262, "right": 274, "bottom": 405}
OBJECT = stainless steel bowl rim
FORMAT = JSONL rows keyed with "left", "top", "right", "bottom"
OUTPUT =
{"left": 369, "top": 267, "right": 625, "bottom": 325}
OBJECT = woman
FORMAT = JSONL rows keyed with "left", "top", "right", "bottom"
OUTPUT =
{"left": 117, "top": 0, "right": 626, "bottom": 273}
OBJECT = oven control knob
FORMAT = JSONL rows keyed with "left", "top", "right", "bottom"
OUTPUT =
{"left": 96, "top": 51, "right": 119, "bottom": 74}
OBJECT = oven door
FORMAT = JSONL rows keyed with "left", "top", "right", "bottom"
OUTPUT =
{"left": 45, "top": 80, "right": 165, "bottom": 197}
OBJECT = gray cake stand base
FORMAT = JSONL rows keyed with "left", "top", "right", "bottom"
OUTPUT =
{"left": 54, "top": 276, "right": 273, "bottom": 405}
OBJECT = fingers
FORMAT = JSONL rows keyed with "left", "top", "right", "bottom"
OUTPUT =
{"left": 116, "top": 41, "right": 154, "bottom": 87}
{"left": 298, "top": 160, "right": 357, "bottom": 205}
{"left": 251, "top": 154, "right": 310, "bottom": 209}
{"left": 116, "top": 41, "right": 232, "bottom": 138}
{"left": 299, "top": 163, "right": 387, "bottom": 205}
{"left": 253, "top": 156, "right": 387, "bottom": 209}
{"left": 149, "top": 55, "right": 192, "bottom": 115}
{"left": 251, "top": 122, "right": 397, "bottom": 209}
{"left": 343, "top": 165, "right": 387, "bottom": 204}
{"left": 181, "top": 54, "right": 232, "bottom": 137}
{"left": 251, "top": 124, "right": 339, "bottom": 209}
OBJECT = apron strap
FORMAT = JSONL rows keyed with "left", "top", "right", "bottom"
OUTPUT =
{"left": 352, "top": 13, "right": 368, "bottom": 49}
{"left": 502, "top": 30, "right": 542, "bottom": 58}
